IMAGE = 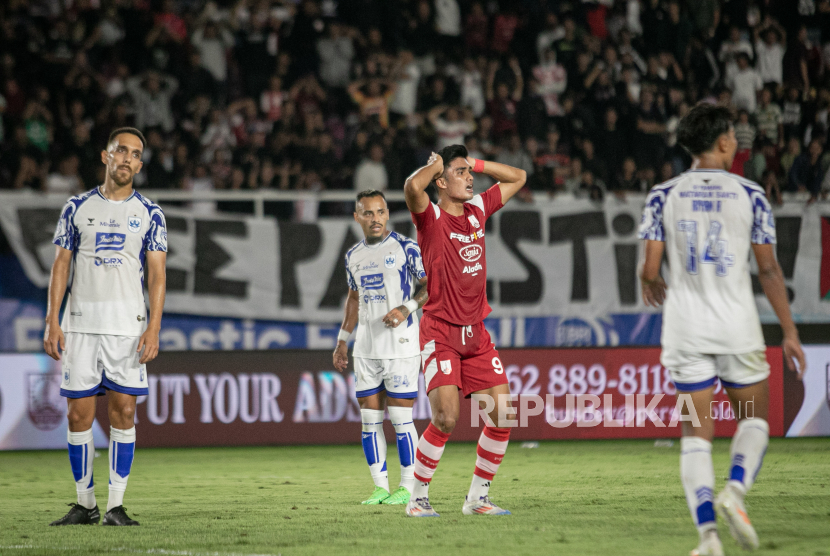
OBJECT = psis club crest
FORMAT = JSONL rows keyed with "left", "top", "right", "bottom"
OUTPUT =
{"left": 384, "top": 254, "right": 396, "bottom": 268}
{"left": 27, "top": 372, "right": 64, "bottom": 431}
{"left": 128, "top": 216, "right": 141, "bottom": 233}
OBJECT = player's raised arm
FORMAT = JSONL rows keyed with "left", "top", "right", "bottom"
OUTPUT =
{"left": 404, "top": 152, "right": 444, "bottom": 214}
{"left": 43, "top": 246, "right": 73, "bottom": 360}
{"left": 469, "top": 158, "right": 527, "bottom": 205}
{"left": 752, "top": 243, "right": 805, "bottom": 376}
{"left": 138, "top": 250, "right": 166, "bottom": 364}
{"left": 334, "top": 289, "right": 359, "bottom": 372}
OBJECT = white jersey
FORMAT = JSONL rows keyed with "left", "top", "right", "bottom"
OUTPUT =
{"left": 345, "top": 231, "right": 426, "bottom": 359}
{"left": 53, "top": 187, "right": 168, "bottom": 337}
{"left": 638, "top": 169, "right": 776, "bottom": 354}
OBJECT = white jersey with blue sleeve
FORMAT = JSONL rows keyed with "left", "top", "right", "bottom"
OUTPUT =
{"left": 345, "top": 231, "right": 426, "bottom": 359}
{"left": 638, "top": 169, "right": 775, "bottom": 354}
{"left": 53, "top": 187, "right": 168, "bottom": 337}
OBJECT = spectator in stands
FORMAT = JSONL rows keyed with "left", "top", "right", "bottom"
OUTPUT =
{"left": 719, "top": 25, "right": 754, "bottom": 84}
{"left": 486, "top": 58, "right": 523, "bottom": 140}
{"left": 789, "top": 138, "right": 825, "bottom": 198}
{"left": 756, "top": 88, "right": 784, "bottom": 147}
{"left": 429, "top": 105, "right": 475, "bottom": 150}
{"left": 126, "top": 71, "right": 178, "bottom": 133}
{"left": 727, "top": 53, "right": 763, "bottom": 113}
{"left": 45, "top": 153, "right": 82, "bottom": 194}
{"left": 317, "top": 22, "right": 355, "bottom": 89}
{"left": 353, "top": 142, "right": 387, "bottom": 191}
{"left": 349, "top": 78, "right": 396, "bottom": 129}
{"left": 734, "top": 110, "right": 757, "bottom": 151}
{"left": 754, "top": 18, "right": 786, "bottom": 87}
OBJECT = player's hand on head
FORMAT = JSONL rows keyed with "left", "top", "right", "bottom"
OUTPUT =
{"left": 783, "top": 335, "right": 806, "bottom": 379}
{"left": 43, "top": 322, "right": 65, "bottom": 361}
{"left": 333, "top": 342, "right": 349, "bottom": 372}
{"left": 137, "top": 328, "right": 160, "bottom": 364}
{"left": 427, "top": 152, "right": 443, "bottom": 178}
{"left": 383, "top": 307, "right": 408, "bottom": 328}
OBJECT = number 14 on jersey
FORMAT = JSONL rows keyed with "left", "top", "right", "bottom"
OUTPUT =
{"left": 677, "top": 220, "right": 735, "bottom": 276}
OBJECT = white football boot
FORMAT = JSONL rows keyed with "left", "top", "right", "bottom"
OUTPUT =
{"left": 690, "top": 529, "right": 724, "bottom": 556}
{"left": 405, "top": 497, "right": 440, "bottom": 517}
{"left": 716, "top": 483, "right": 759, "bottom": 550}
{"left": 461, "top": 495, "right": 511, "bottom": 515}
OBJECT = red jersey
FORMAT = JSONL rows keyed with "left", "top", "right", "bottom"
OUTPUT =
{"left": 411, "top": 185, "right": 504, "bottom": 326}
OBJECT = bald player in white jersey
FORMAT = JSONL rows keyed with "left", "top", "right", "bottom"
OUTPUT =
{"left": 45, "top": 127, "right": 167, "bottom": 527}
{"left": 638, "top": 104, "right": 805, "bottom": 556}
{"left": 334, "top": 190, "right": 429, "bottom": 506}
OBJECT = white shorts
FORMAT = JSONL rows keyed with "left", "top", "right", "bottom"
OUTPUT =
{"left": 661, "top": 348, "right": 770, "bottom": 392}
{"left": 354, "top": 355, "right": 421, "bottom": 399}
{"left": 60, "top": 332, "right": 148, "bottom": 398}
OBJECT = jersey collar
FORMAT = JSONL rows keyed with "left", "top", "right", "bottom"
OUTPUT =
{"left": 96, "top": 186, "right": 136, "bottom": 204}
{"left": 362, "top": 231, "right": 393, "bottom": 249}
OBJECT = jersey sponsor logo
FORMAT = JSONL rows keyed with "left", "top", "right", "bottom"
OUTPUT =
{"left": 398, "top": 338, "right": 409, "bottom": 344}
{"left": 462, "top": 262, "right": 483, "bottom": 274}
{"left": 95, "top": 232, "right": 126, "bottom": 252}
{"left": 440, "top": 360, "right": 452, "bottom": 375}
{"left": 459, "top": 244, "right": 482, "bottom": 263}
{"left": 100, "top": 218, "right": 121, "bottom": 228}
{"left": 128, "top": 216, "right": 142, "bottom": 233}
{"left": 450, "top": 230, "right": 484, "bottom": 243}
{"left": 359, "top": 261, "right": 379, "bottom": 270}
{"left": 86, "top": 218, "right": 95, "bottom": 226}
{"left": 94, "top": 256, "right": 124, "bottom": 267}
{"left": 363, "top": 294, "right": 387, "bottom": 304}
{"left": 70, "top": 311, "right": 82, "bottom": 316}
{"left": 384, "top": 254, "right": 396, "bottom": 268}
{"left": 468, "top": 214, "right": 480, "bottom": 228}
{"left": 361, "top": 273, "right": 384, "bottom": 290}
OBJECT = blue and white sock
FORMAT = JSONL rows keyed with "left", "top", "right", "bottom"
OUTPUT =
{"left": 680, "top": 436, "right": 716, "bottom": 534}
{"left": 360, "top": 409, "right": 388, "bottom": 492}
{"left": 388, "top": 406, "right": 418, "bottom": 493}
{"left": 728, "top": 419, "right": 769, "bottom": 496}
{"left": 108, "top": 426, "right": 136, "bottom": 511}
{"left": 67, "top": 428, "right": 96, "bottom": 510}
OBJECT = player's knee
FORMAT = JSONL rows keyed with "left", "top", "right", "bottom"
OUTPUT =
{"left": 66, "top": 406, "right": 93, "bottom": 430}
{"left": 432, "top": 411, "right": 457, "bottom": 433}
{"left": 110, "top": 405, "right": 136, "bottom": 429}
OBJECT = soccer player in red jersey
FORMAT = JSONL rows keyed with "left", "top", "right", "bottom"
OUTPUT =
{"left": 402, "top": 144, "right": 526, "bottom": 517}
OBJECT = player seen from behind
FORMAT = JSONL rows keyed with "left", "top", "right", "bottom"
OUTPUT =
{"left": 334, "top": 190, "right": 428, "bottom": 505}
{"left": 638, "top": 103, "right": 805, "bottom": 556}
{"left": 45, "top": 127, "right": 167, "bottom": 527}
{"left": 403, "top": 145, "right": 526, "bottom": 517}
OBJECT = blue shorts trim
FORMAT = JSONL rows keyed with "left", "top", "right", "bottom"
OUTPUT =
{"left": 102, "top": 374, "right": 148, "bottom": 396}
{"left": 61, "top": 374, "right": 148, "bottom": 398}
{"left": 673, "top": 377, "right": 718, "bottom": 392}
{"left": 719, "top": 378, "right": 764, "bottom": 390}
{"left": 386, "top": 390, "right": 418, "bottom": 399}
{"left": 60, "top": 385, "right": 106, "bottom": 398}
{"left": 356, "top": 384, "right": 386, "bottom": 398}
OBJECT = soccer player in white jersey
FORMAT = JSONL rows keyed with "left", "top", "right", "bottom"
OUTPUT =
{"left": 44, "top": 127, "right": 167, "bottom": 527}
{"left": 333, "top": 190, "right": 428, "bottom": 506}
{"left": 639, "top": 104, "right": 805, "bottom": 556}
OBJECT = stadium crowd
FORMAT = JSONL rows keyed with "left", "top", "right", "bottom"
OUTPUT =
{"left": 1, "top": 0, "right": 830, "bottom": 208}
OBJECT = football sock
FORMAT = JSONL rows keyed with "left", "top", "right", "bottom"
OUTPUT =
{"left": 680, "top": 436, "right": 716, "bottom": 534}
{"left": 467, "top": 426, "right": 511, "bottom": 501}
{"left": 727, "top": 418, "right": 769, "bottom": 496}
{"left": 388, "top": 406, "right": 418, "bottom": 493}
{"left": 107, "top": 426, "right": 136, "bottom": 512}
{"left": 412, "top": 423, "right": 450, "bottom": 500}
{"left": 67, "top": 428, "right": 96, "bottom": 510}
{"left": 360, "top": 409, "right": 389, "bottom": 491}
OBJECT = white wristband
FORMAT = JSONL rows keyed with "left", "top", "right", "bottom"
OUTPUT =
{"left": 404, "top": 299, "right": 419, "bottom": 314}
{"left": 337, "top": 329, "right": 351, "bottom": 343}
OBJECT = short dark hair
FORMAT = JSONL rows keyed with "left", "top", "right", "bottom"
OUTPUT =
{"left": 108, "top": 127, "right": 146, "bottom": 150}
{"left": 355, "top": 189, "right": 386, "bottom": 207}
{"left": 437, "top": 144, "right": 469, "bottom": 180}
{"left": 677, "top": 103, "right": 734, "bottom": 156}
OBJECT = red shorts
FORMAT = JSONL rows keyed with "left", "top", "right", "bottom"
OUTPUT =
{"left": 419, "top": 313, "right": 507, "bottom": 398}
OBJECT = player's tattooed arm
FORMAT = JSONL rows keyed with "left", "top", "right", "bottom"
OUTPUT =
{"left": 383, "top": 277, "right": 427, "bottom": 329}
{"left": 334, "top": 289, "right": 359, "bottom": 372}
{"left": 44, "top": 246, "right": 73, "bottom": 360}
{"left": 404, "top": 153, "right": 443, "bottom": 214}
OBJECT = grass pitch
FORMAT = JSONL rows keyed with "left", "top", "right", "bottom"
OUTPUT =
{"left": 0, "top": 438, "right": 828, "bottom": 556}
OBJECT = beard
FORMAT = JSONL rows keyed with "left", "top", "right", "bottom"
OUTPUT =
{"left": 109, "top": 167, "right": 133, "bottom": 186}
